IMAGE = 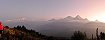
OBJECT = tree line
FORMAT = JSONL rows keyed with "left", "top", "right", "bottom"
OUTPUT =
{"left": 1, "top": 25, "right": 105, "bottom": 40}
{"left": 0, "top": 25, "right": 70, "bottom": 40}
{"left": 71, "top": 28, "right": 105, "bottom": 40}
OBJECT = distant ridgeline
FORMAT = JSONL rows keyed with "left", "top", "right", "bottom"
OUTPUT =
{"left": 0, "top": 25, "right": 69, "bottom": 40}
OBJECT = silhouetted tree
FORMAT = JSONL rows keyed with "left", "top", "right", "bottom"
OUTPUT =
{"left": 4, "top": 26, "right": 9, "bottom": 28}
{"left": 96, "top": 28, "right": 100, "bottom": 40}
{"left": 16, "top": 25, "right": 21, "bottom": 30}
{"left": 100, "top": 32, "right": 105, "bottom": 40}
{"left": 21, "top": 25, "right": 27, "bottom": 32}
{"left": 22, "top": 25, "right": 26, "bottom": 29}
{"left": 71, "top": 31, "right": 87, "bottom": 40}
{"left": 92, "top": 34, "right": 93, "bottom": 40}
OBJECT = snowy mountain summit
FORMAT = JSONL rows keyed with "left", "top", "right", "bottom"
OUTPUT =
{"left": 74, "top": 15, "right": 83, "bottom": 20}
{"left": 49, "top": 15, "right": 89, "bottom": 22}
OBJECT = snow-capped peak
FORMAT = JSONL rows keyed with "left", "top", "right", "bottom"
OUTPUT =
{"left": 64, "top": 16, "right": 73, "bottom": 19}
{"left": 74, "top": 15, "right": 83, "bottom": 20}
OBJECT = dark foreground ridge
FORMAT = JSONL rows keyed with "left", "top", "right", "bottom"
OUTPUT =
{"left": 0, "top": 25, "right": 105, "bottom": 40}
{"left": 0, "top": 25, "right": 69, "bottom": 40}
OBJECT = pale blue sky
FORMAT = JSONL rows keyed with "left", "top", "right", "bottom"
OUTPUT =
{"left": 0, "top": 0, "right": 105, "bottom": 22}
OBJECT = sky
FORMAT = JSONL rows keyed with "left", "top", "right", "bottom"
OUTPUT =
{"left": 0, "top": 0, "right": 105, "bottom": 22}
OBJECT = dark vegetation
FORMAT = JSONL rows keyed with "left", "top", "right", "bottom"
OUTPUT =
{"left": 0, "top": 25, "right": 105, "bottom": 40}
{"left": 0, "top": 25, "right": 69, "bottom": 40}
{"left": 70, "top": 31, "right": 87, "bottom": 40}
{"left": 70, "top": 28, "right": 105, "bottom": 40}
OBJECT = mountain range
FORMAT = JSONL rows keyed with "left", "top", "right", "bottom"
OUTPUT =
{"left": 3, "top": 15, "right": 105, "bottom": 38}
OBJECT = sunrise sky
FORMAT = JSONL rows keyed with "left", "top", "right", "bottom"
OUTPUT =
{"left": 0, "top": 0, "right": 105, "bottom": 22}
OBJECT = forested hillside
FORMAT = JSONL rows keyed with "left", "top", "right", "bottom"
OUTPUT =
{"left": 1, "top": 25, "right": 105, "bottom": 40}
{"left": 0, "top": 25, "right": 69, "bottom": 40}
